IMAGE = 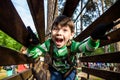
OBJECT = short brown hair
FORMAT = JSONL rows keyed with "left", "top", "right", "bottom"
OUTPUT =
{"left": 52, "top": 15, "right": 75, "bottom": 32}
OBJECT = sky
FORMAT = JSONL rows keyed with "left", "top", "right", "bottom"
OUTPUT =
{"left": 11, "top": 0, "right": 47, "bottom": 33}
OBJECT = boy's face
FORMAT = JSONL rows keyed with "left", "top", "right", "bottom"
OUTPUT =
{"left": 51, "top": 24, "right": 74, "bottom": 48}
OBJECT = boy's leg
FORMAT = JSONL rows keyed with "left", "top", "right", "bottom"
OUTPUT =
{"left": 65, "top": 70, "right": 76, "bottom": 80}
{"left": 50, "top": 69, "right": 62, "bottom": 80}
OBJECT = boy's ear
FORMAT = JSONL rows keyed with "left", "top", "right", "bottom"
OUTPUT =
{"left": 70, "top": 32, "right": 75, "bottom": 39}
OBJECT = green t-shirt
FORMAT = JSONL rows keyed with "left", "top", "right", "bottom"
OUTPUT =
{"left": 27, "top": 38, "right": 100, "bottom": 73}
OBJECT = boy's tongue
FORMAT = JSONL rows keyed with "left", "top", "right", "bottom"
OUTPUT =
{"left": 55, "top": 38, "right": 63, "bottom": 45}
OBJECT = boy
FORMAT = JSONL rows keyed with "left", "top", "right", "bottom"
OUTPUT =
{"left": 27, "top": 15, "right": 120, "bottom": 80}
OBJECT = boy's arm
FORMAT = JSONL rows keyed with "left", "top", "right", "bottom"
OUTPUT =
{"left": 26, "top": 45, "right": 42, "bottom": 58}
{"left": 26, "top": 27, "right": 50, "bottom": 59}
{"left": 79, "top": 18, "right": 120, "bottom": 55}
{"left": 26, "top": 39, "right": 50, "bottom": 59}
{"left": 78, "top": 38, "right": 100, "bottom": 55}
{"left": 25, "top": 26, "right": 40, "bottom": 58}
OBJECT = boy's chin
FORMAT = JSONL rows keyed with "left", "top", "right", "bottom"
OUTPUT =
{"left": 56, "top": 44, "right": 65, "bottom": 48}
{"left": 56, "top": 45, "right": 63, "bottom": 48}
{"left": 54, "top": 41, "right": 66, "bottom": 48}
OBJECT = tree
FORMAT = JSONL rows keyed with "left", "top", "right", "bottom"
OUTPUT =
{"left": 46, "top": 0, "right": 58, "bottom": 39}
{"left": 0, "top": 30, "right": 22, "bottom": 51}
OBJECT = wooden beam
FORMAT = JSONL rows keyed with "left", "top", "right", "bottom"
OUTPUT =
{"left": 3, "top": 74, "right": 22, "bottom": 80}
{"left": 80, "top": 51, "right": 120, "bottom": 63}
{"left": 74, "top": 0, "right": 120, "bottom": 42}
{"left": 20, "top": 69, "right": 33, "bottom": 80}
{"left": 82, "top": 67, "right": 120, "bottom": 80}
{"left": 100, "top": 28, "right": 120, "bottom": 47}
{"left": 27, "top": 0, "right": 45, "bottom": 43}
{"left": 62, "top": 0, "right": 80, "bottom": 17}
{"left": 0, "top": 0, "right": 29, "bottom": 46}
{"left": 0, "top": 46, "right": 34, "bottom": 66}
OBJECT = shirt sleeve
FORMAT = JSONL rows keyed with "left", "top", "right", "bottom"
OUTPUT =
{"left": 78, "top": 38, "right": 100, "bottom": 55}
{"left": 27, "top": 39, "right": 50, "bottom": 58}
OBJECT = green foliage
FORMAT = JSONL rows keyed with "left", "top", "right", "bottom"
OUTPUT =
{"left": 82, "top": 14, "right": 92, "bottom": 27}
{"left": 91, "top": 47, "right": 104, "bottom": 55}
{"left": 91, "top": 44, "right": 115, "bottom": 55}
{"left": 108, "top": 44, "right": 115, "bottom": 52}
{"left": 0, "top": 30, "right": 22, "bottom": 51}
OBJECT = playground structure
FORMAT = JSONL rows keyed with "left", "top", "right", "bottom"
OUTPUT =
{"left": 0, "top": 0, "right": 120, "bottom": 80}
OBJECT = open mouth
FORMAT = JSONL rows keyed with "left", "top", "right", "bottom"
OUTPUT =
{"left": 55, "top": 38, "right": 63, "bottom": 43}
{"left": 55, "top": 38, "right": 64, "bottom": 47}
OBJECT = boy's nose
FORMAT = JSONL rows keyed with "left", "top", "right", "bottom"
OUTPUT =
{"left": 57, "top": 30, "right": 62, "bottom": 35}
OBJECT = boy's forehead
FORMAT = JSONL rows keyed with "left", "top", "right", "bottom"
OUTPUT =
{"left": 54, "top": 24, "right": 69, "bottom": 28}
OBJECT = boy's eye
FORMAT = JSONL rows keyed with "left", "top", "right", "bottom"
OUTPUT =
{"left": 63, "top": 29, "right": 68, "bottom": 32}
{"left": 53, "top": 27, "right": 58, "bottom": 30}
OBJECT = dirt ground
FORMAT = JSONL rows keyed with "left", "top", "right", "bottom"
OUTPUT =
{"left": 0, "top": 68, "right": 103, "bottom": 80}
{"left": 0, "top": 69, "right": 7, "bottom": 79}
{"left": 77, "top": 72, "right": 103, "bottom": 80}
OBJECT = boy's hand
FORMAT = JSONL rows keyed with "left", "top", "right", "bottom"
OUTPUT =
{"left": 27, "top": 26, "right": 39, "bottom": 46}
{"left": 91, "top": 18, "right": 120, "bottom": 40}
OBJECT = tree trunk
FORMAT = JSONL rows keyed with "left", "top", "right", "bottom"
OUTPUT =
{"left": 46, "top": 0, "right": 58, "bottom": 39}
